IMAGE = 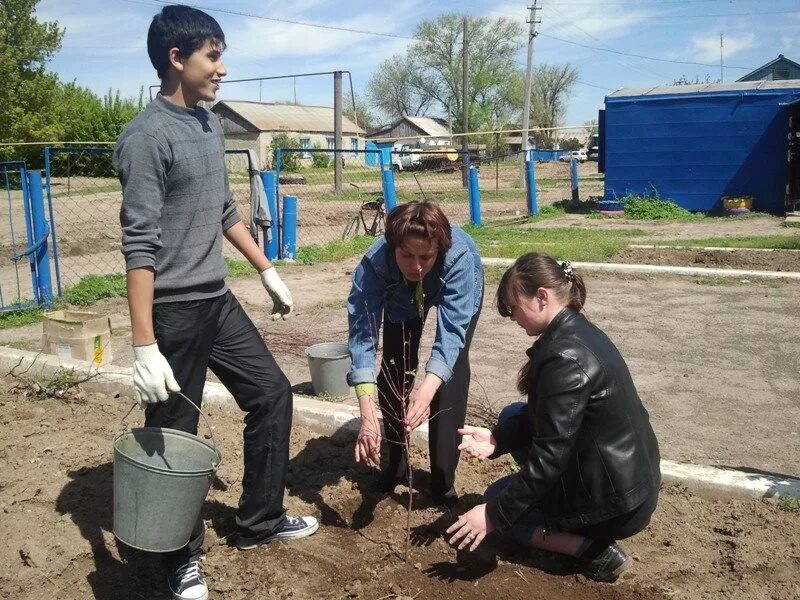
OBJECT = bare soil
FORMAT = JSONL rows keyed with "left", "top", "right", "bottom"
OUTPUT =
{"left": 614, "top": 247, "right": 800, "bottom": 272}
{"left": 1, "top": 254, "right": 799, "bottom": 477}
{"left": 0, "top": 383, "right": 798, "bottom": 600}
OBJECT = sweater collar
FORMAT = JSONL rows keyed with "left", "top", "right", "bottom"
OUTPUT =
{"left": 153, "top": 93, "right": 205, "bottom": 121}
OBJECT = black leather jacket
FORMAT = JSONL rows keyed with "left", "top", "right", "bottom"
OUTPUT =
{"left": 486, "top": 308, "right": 661, "bottom": 533}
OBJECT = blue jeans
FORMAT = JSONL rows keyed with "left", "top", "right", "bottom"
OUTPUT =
{"left": 484, "top": 402, "right": 545, "bottom": 547}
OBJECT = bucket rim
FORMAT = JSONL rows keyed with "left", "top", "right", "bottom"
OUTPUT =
{"left": 305, "top": 341, "right": 349, "bottom": 359}
{"left": 113, "top": 426, "right": 222, "bottom": 476}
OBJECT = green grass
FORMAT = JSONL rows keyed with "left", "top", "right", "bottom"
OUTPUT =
{"left": 225, "top": 258, "right": 256, "bottom": 278}
{"left": 778, "top": 495, "right": 800, "bottom": 512}
{"left": 654, "top": 235, "right": 800, "bottom": 250}
{"left": 0, "top": 307, "right": 44, "bottom": 330}
{"left": 296, "top": 235, "right": 376, "bottom": 265}
{"left": 62, "top": 274, "right": 127, "bottom": 306}
{"left": 53, "top": 184, "right": 121, "bottom": 198}
{"left": 465, "top": 224, "right": 644, "bottom": 262}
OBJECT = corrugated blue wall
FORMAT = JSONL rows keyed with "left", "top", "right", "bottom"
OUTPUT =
{"left": 603, "top": 88, "right": 800, "bottom": 212}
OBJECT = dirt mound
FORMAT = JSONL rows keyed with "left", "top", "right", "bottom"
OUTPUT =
{"left": 1, "top": 381, "right": 798, "bottom": 599}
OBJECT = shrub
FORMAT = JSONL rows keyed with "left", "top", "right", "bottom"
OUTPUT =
{"left": 311, "top": 145, "right": 330, "bottom": 169}
{"left": 271, "top": 133, "right": 301, "bottom": 172}
{"left": 621, "top": 194, "right": 696, "bottom": 220}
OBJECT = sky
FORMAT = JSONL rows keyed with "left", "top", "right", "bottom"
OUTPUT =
{"left": 37, "top": 0, "right": 800, "bottom": 130}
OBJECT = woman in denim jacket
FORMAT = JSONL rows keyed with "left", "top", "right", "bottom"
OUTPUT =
{"left": 347, "top": 201, "right": 483, "bottom": 507}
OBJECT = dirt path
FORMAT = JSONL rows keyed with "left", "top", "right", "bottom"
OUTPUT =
{"left": 0, "top": 385, "right": 798, "bottom": 600}
{"left": 2, "top": 260, "right": 798, "bottom": 479}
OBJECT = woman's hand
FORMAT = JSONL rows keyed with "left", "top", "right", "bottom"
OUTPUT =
{"left": 355, "top": 417, "right": 381, "bottom": 466}
{"left": 446, "top": 504, "right": 494, "bottom": 551}
{"left": 405, "top": 373, "right": 442, "bottom": 432}
{"left": 457, "top": 426, "right": 497, "bottom": 460}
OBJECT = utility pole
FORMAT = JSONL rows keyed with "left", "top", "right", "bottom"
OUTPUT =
{"left": 334, "top": 71, "right": 343, "bottom": 193}
{"left": 461, "top": 16, "right": 469, "bottom": 188}
{"left": 520, "top": 1, "right": 541, "bottom": 186}
{"left": 720, "top": 34, "right": 724, "bottom": 83}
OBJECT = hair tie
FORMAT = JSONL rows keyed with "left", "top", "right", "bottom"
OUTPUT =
{"left": 561, "top": 261, "right": 574, "bottom": 282}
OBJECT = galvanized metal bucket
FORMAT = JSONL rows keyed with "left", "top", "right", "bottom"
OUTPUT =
{"left": 306, "top": 341, "right": 351, "bottom": 397}
{"left": 113, "top": 395, "right": 222, "bottom": 552}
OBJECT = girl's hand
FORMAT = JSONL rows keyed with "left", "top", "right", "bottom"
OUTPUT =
{"left": 446, "top": 504, "right": 494, "bottom": 551}
{"left": 457, "top": 426, "right": 497, "bottom": 460}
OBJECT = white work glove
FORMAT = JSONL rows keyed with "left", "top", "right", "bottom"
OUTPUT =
{"left": 260, "top": 266, "right": 294, "bottom": 320}
{"left": 132, "top": 342, "right": 180, "bottom": 408}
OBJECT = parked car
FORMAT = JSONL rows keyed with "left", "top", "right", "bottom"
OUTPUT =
{"left": 559, "top": 149, "right": 588, "bottom": 163}
{"left": 391, "top": 146, "right": 422, "bottom": 171}
{"left": 587, "top": 134, "right": 600, "bottom": 161}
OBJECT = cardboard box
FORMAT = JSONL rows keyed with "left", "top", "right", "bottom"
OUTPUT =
{"left": 42, "top": 310, "right": 113, "bottom": 365}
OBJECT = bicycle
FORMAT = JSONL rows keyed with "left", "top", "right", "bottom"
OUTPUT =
{"left": 342, "top": 183, "right": 386, "bottom": 240}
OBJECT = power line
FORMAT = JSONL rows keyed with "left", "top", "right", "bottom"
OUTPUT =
{"left": 149, "top": 0, "right": 415, "bottom": 40}
{"left": 649, "top": 10, "right": 800, "bottom": 19}
{"left": 546, "top": 4, "right": 668, "bottom": 81}
{"left": 540, "top": 33, "right": 755, "bottom": 70}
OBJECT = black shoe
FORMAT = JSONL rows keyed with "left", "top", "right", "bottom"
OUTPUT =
{"left": 431, "top": 485, "right": 459, "bottom": 510}
{"left": 167, "top": 559, "right": 208, "bottom": 600}
{"left": 579, "top": 543, "right": 631, "bottom": 583}
{"left": 236, "top": 515, "right": 319, "bottom": 550}
{"left": 376, "top": 471, "right": 408, "bottom": 495}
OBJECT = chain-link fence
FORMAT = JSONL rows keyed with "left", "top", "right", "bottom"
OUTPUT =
{"left": 0, "top": 161, "right": 39, "bottom": 308}
{"left": 390, "top": 149, "right": 472, "bottom": 226}
{"left": 276, "top": 148, "right": 384, "bottom": 247}
{"left": 44, "top": 146, "right": 254, "bottom": 293}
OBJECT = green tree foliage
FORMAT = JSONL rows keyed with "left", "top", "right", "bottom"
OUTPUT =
{"left": 367, "top": 14, "right": 524, "bottom": 133}
{"left": 0, "top": 0, "right": 64, "bottom": 162}
{"left": 271, "top": 133, "right": 301, "bottom": 171}
{"left": 561, "top": 137, "right": 583, "bottom": 151}
{"left": 0, "top": 1, "right": 145, "bottom": 167}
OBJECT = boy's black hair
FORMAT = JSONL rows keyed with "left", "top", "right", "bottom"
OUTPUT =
{"left": 147, "top": 5, "right": 226, "bottom": 79}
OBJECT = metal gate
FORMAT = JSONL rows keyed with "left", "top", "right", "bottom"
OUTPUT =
{"left": 0, "top": 161, "right": 54, "bottom": 310}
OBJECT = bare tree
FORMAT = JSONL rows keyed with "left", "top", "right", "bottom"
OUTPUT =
{"left": 410, "top": 13, "right": 524, "bottom": 133}
{"left": 344, "top": 90, "right": 378, "bottom": 133}
{"left": 530, "top": 63, "right": 579, "bottom": 147}
{"left": 367, "top": 55, "right": 434, "bottom": 122}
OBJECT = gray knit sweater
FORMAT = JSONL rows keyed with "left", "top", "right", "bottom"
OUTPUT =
{"left": 115, "top": 94, "right": 241, "bottom": 303}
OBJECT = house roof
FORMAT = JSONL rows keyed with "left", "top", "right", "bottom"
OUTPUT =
{"left": 368, "top": 115, "right": 451, "bottom": 139}
{"left": 212, "top": 101, "right": 364, "bottom": 135}
{"left": 607, "top": 79, "right": 800, "bottom": 100}
{"left": 736, "top": 54, "right": 800, "bottom": 82}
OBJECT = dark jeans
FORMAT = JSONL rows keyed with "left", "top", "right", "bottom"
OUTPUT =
{"left": 145, "top": 291, "right": 292, "bottom": 567}
{"left": 377, "top": 307, "right": 480, "bottom": 500}
{"left": 485, "top": 402, "right": 656, "bottom": 550}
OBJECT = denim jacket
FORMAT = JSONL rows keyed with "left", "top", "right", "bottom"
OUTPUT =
{"left": 347, "top": 226, "right": 483, "bottom": 386}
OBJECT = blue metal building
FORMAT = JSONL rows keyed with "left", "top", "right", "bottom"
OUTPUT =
{"left": 600, "top": 80, "right": 800, "bottom": 213}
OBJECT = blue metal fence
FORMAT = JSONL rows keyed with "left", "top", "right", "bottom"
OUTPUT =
{"left": 0, "top": 161, "right": 54, "bottom": 310}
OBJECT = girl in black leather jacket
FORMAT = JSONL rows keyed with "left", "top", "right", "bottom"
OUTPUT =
{"left": 447, "top": 253, "right": 661, "bottom": 583}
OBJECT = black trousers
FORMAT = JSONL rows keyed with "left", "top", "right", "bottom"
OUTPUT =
{"left": 145, "top": 291, "right": 292, "bottom": 567}
{"left": 377, "top": 307, "right": 480, "bottom": 500}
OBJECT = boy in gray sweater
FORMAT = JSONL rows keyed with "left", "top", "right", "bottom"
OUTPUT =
{"left": 114, "top": 6, "right": 317, "bottom": 600}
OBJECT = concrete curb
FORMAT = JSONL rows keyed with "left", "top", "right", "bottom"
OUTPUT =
{"left": 3, "top": 347, "right": 797, "bottom": 503}
{"left": 482, "top": 257, "right": 800, "bottom": 280}
{"left": 627, "top": 244, "right": 800, "bottom": 254}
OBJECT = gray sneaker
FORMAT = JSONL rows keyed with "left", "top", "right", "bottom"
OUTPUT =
{"left": 167, "top": 560, "right": 208, "bottom": 600}
{"left": 236, "top": 515, "right": 319, "bottom": 550}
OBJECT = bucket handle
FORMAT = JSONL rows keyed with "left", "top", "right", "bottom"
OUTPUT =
{"left": 120, "top": 392, "right": 221, "bottom": 468}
